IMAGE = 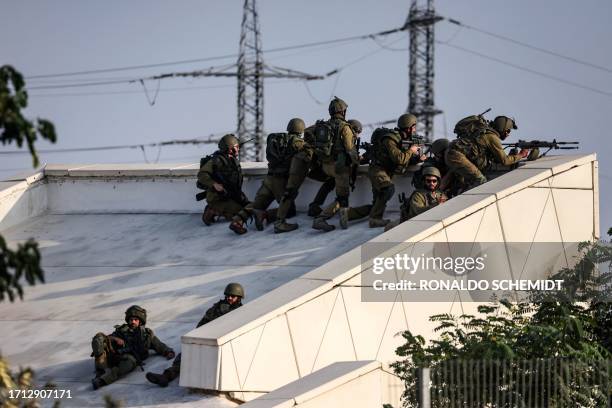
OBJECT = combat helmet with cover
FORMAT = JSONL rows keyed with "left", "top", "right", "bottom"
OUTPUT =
{"left": 287, "top": 118, "right": 305, "bottom": 134}
{"left": 224, "top": 283, "right": 245, "bottom": 298}
{"left": 125, "top": 305, "right": 147, "bottom": 325}
{"left": 328, "top": 96, "right": 348, "bottom": 116}
{"left": 397, "top": 113, "right": 417, "bottom": 130}
{"left": 490, "top": 116, "right": 517, "bottom": 137}
{"left": 348, "top": 119, "right": 362, "bottom": 134}
{"left": 422, "top": 166, "right": 441, "bottom": 180}
{"left": 218, "top": 134, "right": 239, "bottom": 153}
{"left": 430, "top": 138, "right": 449, "bottom": 155}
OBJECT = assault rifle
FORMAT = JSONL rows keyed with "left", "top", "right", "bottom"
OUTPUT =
{"left": 502, "top": 139, "right": 579, "bottom": 157}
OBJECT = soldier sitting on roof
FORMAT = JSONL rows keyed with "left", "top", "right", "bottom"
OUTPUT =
{"left": 91, "top": 305, "right": 175, "bottom": 390}
{"left": 145, "top": 283, "right": 244, "bottom": 387}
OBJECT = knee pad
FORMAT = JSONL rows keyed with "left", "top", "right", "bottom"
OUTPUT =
{"left": 337, "top": 195, "right": 349, "bottom": 208}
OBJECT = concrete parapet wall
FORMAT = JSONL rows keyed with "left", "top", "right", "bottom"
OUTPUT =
{"left": 42, "top": 163, "right": 415, "bottom": 213}
{"left": 179, "top": 154, "right": 599, "bottom": 401}
{"left": 0, "top": 172, "right": 47, "bottom": 231}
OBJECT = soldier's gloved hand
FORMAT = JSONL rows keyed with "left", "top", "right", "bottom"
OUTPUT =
{"left": 164, "top": 351, "right": 176, "bottom": 360}
{"left": 527, "top": 148, "right": 540, "bottom": 161}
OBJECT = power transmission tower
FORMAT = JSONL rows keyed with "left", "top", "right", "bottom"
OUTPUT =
{"left": 405, "top": 0, "right": 443, "bottom": 142}
{"left": 237, "top": 0, "right": 264, "bottom": 161}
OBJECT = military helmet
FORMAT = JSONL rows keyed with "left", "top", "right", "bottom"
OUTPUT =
{"left": 491, "top": 116, "right": 517, "bottom": 134}
{"left": 430, "top": 138, "right": 449, "bottom": 155}
{"left": 422, "top": 166, "right": 441, "bottom": 179}
{"left": 218, "top": 134, "right": 239, "bottom": 152}
{"left": 397, "top": 113, "right": 418, "bottom": 129}
{"left": 224, "top": 282, "right": 245, "bottom": 298}
{"left": 287, "top": 118, "right": 306, "bottom": 134}
{"left": 328, "top": 96, "right": 348, "bottom": 115}
{"left": 348, "top": 119, "right": 363, "bottom": 134}
{"left": 125, "top": 305, "right": 147, "bottom": 325}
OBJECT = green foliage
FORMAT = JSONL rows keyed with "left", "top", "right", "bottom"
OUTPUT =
{"left": 0, "top": 65, "right": 54, "bottom": 304}
{"left": 0, "top": 65, "right": 57, "bottom": 168}
{"left": 392, "top": 234, "right": 612, "bottom": 407}
{"left": 0, "top": 236, "right": 45, "bottom": 302}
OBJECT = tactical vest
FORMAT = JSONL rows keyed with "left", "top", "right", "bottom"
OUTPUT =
{"left": 112, "top": 324, "right": 153, "bottom": 362}
{"left": 370, "top": 127, "right": 402, "bottom": 171}
{"left": 266, "top": 132, "right": 299, "bottom": 175}
{"left": 212, "top": 153, "right": 243, "bottom": 192}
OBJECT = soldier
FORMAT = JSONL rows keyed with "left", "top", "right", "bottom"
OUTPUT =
{"left": 445, "top": 116, "right": 529, "bottom": 192}
{"left": 246, "top": 118, "right": 305, "bottom": 231}
{"left": 91, "top": 305, "right": 175, "bottom": 390}
{"left": 400, "top": 166, "right": 448, "bottom": 222}
{"left": 366, "top": 113, "right": 422, "bottom": 228}
{"left": 145, "top": 283, "right": 244, "bottom": 387}
{"left": 197, "top": 134, "right": 251, "bottom": 235}
{"left": 311, "top": 97, "right": 359, "bottom": 232}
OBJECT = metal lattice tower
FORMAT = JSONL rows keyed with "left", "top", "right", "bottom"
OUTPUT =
{"left": 237, "top": 0, "right": 264, "bottom": 161}
{"left": 406, "top": 0, "right": 443, "bottom": 142}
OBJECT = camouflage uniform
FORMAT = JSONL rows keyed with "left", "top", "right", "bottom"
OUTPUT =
{"left": 445, "top": 116, "right": 523, "bottom": 192}
{"left": 368, "top": 130, "right": 415, "bottom": 223}
{"left": 246, "top": 124, "right": 305, "bottom": 230}
{"left": 159, "top": 299, "right": 242, "bottom": 382}
{"left": 277, "top": 127, "right": 336, "bottom": 220}
{"left": 197, "top": 135, "right": 251, "bottom": 233}
{"left": 312, "top": 97, "right": 360, "bottom": 232}
{"left": 146, "top": 283, "right": 244, "bottom": 387}
{"left": 401, "top": 188, "right": 448, "bottom": 221}
{"left": 91, "top": 306, "right": 173, "bottom": 389}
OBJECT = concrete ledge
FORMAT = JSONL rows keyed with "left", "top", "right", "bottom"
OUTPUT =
{"left": 242, "top": 361, "right": 401, "bottom": 407}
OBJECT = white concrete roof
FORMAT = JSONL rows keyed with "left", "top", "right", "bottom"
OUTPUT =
{"left": 0, "top": 163, "right": 384, "bottom": 407}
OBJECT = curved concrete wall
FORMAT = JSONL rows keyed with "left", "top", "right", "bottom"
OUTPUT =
{"left": 178, "top": 154, "right": 599, "bottom": 402}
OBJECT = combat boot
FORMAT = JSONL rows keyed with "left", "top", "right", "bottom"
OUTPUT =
{"left": 369, "top": 218, "right": 390, "bottom": 228}
{"left": 146, "top": 371, "right": 170, "bottom": 388}
{"left": 92, "top": 377, "right": 106, "bottom": 390}
{"left": 384, "top": 219, "right": 400, "bottom": 232}
{"left": 253, "top": 209, "right": 267, "bottom": 231}
{"left": 338, "top": 207, "right": 349, "bottom": 229}
{"left": 307, "top": 203, "right": 323, "bottom": 217}
{"left": 229, "top": 218, "right": 247, "bottom": 235}
{"left": 274, "top": 220, "right": 298, "bottom": 234}
{"left": 312, "top": 217, "right": 335, "bottom": 232}
{"left": 202, "top": 205, "right": 219, "bottom": 226}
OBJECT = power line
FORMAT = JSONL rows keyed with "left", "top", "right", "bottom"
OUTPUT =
{"left": 29, "top": 79, "right": 297, "bottom": 98}
{"left": 25, "top": 26, "right": 406, "bottom": 80}
{"left": 439, "top": 41, "right": 612, "bottom": 98}
{"left": 0, "top": 136, "right": 228, "bottom": 156}
{"left": 445, "top": 18, "right": 612, "bottom": 74}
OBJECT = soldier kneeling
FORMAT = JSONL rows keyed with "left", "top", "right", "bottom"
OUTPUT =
{"left": 145, "top": 283, "right": 244, "bottom": 387}
{"left": 91, "top": 305, "right": 175, "bottom": 390}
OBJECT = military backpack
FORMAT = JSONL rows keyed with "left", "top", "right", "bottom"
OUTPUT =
{"left": 369, "top": 127, "right": 401, "bottom": 167}
{"left": 311, "top": 120, "right": 338, "bottom": 158}
{"left": 265, "top": 132, "right": 293, "bottom": 167}
{"left": 196, "top": 153, "right": 218, "bottom": 192}
{"left": 451, "top": 114, "right": 496, "bottom": 169}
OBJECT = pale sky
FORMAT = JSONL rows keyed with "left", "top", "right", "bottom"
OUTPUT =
{"left": 1, "top": 0, "right": 610, "bottom": 230}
